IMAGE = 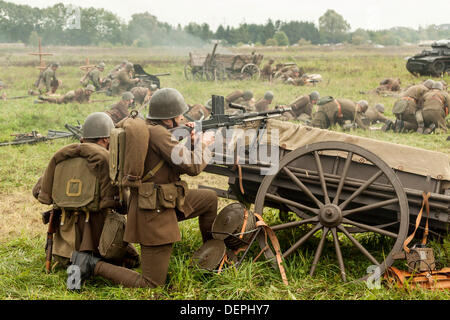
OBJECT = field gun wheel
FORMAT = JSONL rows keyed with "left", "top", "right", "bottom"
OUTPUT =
{"left": 254, "top": 141, "right": 409, "bottom": 282}
{"left": 241, "top": 63, "right": 260, "bottom": 80}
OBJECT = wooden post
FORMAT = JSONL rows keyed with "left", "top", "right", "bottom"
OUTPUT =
{"left": 28, "top": 38, "right": 53, "bottom": 70}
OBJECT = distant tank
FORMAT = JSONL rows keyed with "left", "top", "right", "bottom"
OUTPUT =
{"left": 406, "top": 39, "right": 450, "bottom": 77}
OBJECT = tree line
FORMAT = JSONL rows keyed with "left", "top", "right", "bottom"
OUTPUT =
{"left": 0, "top": 1, "right": 448, "bottom": 47}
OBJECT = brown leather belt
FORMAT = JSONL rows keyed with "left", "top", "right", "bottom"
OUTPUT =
{"left": 335, "top": 99, "right": 343, "bottom": 118}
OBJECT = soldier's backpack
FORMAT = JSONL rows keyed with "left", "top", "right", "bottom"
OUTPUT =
{"left": 52, "top": 157, "right": 100, "bottom": 211}
{"left": 109, "top": 111, "right": 150, "bottom": 197}
{"left": 392, "top": 99, "right": 408, "bottom": 115}
{"left": 317, "top": 96, "right": 334, "bottom": 106}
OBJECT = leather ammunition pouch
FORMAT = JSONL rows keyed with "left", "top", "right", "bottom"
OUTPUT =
{"left": 138, "top": 180, "right": 188, "bottom": 211}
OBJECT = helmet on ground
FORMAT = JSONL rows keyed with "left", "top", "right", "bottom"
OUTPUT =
{"left": 357, "top": 100, "right": 369, "bottom": 112}
{"left": 423, "top": 79, "right": 435, "bottom": 89}
{"left": 147, "top": 88, "right": 189, "bottom": 120}
{"left": 264, "top": 91, "right": 274, "bottom": 101}
{"left": 122, "top": 91, "right": 134, "bottom": 101}
{"left": 432, "top": 81, "right": 443, "bottom": 90}
{"left": 192, "top": 239, "right": 226, "bottom": 271}
{"left": 82, "top": 112, "right": 115, "bottom": 139}
{"left": 374, "top": 103, "right": 385, "bottom": 113}
{"left": 309, "top": 91, "right": 320, "bottom": 102}
{"left": 242, "top": 90, "right": 253, "bottom": 101}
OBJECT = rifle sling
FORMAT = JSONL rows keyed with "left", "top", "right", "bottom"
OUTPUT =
{"left": 142, "top": 160, "right": 165, "bottom": 183}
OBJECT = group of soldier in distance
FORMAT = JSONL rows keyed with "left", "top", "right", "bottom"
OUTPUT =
{"left": 1, "top": 55, "right": 449, "bottom": 290}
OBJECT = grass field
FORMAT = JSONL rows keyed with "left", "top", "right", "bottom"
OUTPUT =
{"left": 0, "top": 44, "right": 449, "bottom": 300}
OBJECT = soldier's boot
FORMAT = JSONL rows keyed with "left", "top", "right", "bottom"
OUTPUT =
{"left": 70, "top": 251, "right": 101, "bottom": 283}
{"left": 381, "top": 119, "right": 393, "bottom": 132}
{"left": 393, "top": 120, "right": 403, "bottom": 133}
{"left": 423, "top": 123, "right": 436, "bottom": 135}
{"left": 416, "top": 124, "right": 425, "bottom": 134}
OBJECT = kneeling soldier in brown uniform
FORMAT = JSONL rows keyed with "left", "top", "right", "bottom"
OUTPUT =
{"left": 422, "top": 82, "right": 450, "bottom": 134}
{"left": 71, "top": 88, "right": 218, "bottom": 288}
{"left": 312, "top": 98, "right": 369, "bottom": 130}
{"left": 282, "top": 91, "right": 319, "bottom": 121}
{"left": 254, "top": 91, "right": 274, "bottom": 112}
{"left": 33, "top": 112, "right": 139, "bottom": 272}
{"left": 104, "top": 91, "right": 134, "bottom": 124}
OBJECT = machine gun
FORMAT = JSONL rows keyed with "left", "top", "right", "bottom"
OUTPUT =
{"left": 0, "top": 123, "right": 82, "bottom": 147}
{"left": 176, "top": 95, "right": 291, "bottom": 134}
{"left": 133, "top": 64, "right": 170, "bottom": 89}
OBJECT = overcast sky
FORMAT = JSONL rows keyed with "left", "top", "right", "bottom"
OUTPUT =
{"left": 7, "top": 0, "right": 450, "bottom": 31}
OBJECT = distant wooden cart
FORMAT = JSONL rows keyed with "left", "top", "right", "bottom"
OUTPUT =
{"left": 184, "top": 43, "right": 263, "bottom": 81}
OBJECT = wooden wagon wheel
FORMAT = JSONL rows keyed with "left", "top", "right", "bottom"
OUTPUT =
{"left": 184, "top": 63, "right": 194, "bottom": 81}
{"left": 241, "top": 63, "right": 261, "bottom": 80}
{"left": 254, "top": 141, "right": 409, "bottom": 282}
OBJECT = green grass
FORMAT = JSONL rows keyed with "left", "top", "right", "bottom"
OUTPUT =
{"left": 0, "top": 44, "right": 449, "bottom": 300}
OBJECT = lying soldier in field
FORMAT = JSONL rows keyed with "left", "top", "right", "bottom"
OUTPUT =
{"left": 35, "top": 85, "right": 95, "bottom": 104}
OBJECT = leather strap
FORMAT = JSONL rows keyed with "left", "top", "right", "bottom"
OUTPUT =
{"left": 254, "top": 213, "right": 289, "bottom": 285}
{"left": 335, "top": 99, "right": 343, "bottom": 118}
{"left": 403, "top": 192, "right": 430, "bottom": 253}
{"left": 142, "top": 160, "right": 165, "bottom": 183}
{"left": 402, "top": 96, "right": 416, "bottom": 102}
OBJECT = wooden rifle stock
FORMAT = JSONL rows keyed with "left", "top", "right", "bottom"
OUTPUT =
{"left": 45, "top": 209, "right": 58, "bottom": 273}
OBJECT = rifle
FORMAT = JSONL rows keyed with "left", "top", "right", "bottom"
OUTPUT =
{"left": 89, "top": 99, "right": 115, "bottom": 103}
{"left": 0, "top": 123, "right": 82, "bottom": 147}
{"left": 1, "top": 95, "right": 31, "bottom": 101}
{"left": 175, "top": 95, "right": 291, "bottom": 134}
{"left": 44, "top": 209, "right": 60, "bottom": 273}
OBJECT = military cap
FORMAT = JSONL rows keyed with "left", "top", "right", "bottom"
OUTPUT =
{"left": 264, "top": 91, "right": 274, "bottom": 101}
{"left": 85, "top": 84, "right": 95, "bottom": 92}
{"left": 432, "top": 81, "right": 443, "bottom": 90}
{"left": 242, "top": 90, "right": 253, "bottom": 101}
{"left": 374, "top": 103, "right": 385, "bottom": 113}
{"left": 122, "top": 91, "right": 134, "bottom": 100}
{"left": 83, "top": 112, "right": 115, "bottom": 139}
{"left": 147, "top": 88, "right": 189, "bottom": 120}
{"left": 309, "top": 91, "right": 320, "bottom": 102}
{"left": 423, "top": 79, "right": 435, "bottom": 89}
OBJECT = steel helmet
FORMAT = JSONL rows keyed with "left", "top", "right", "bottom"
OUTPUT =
{"left": 374, "top": 103, "right": 385, "bottom": 113}
{"left": 309, "top": 91, "right": 320, "bottom": 102}
{"left": 124, "top": 62, "right": 134, "bottom": 71}
{"left": 122, "top": 91, "right": 134, "bottom": 100}
{"left": 432, "top": 81, "right": 443, "bottom": 90}
{"left": 205, "top": 99, "right": 212, "bottom": 110}
{"left": 357, "top": 100, "right": 369, "bottom": 112}
{"left": 264, "top": 91, "right": 274, "bottom": 101}
{"left": 147, "top": 88, "right": 189, "bottom": 120}
{"left": 97, "top": 62, "right": 106, "bottom": 69}
{"left": 423, "top": 79, "right": 435, "bottom": 89}
{"left": 242, "top": 90, "right": 253, "bottom": 101}
{"left": 82, "top": 112, "right": 115, "bottom": 139}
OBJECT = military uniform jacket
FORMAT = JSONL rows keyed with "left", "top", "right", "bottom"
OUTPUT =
{"left": 255, "top": 99, "right": 271, "bottom": 112}
{"left": 401, "top": 84, "right": 429, "bottom": 106}
{"left": 105, "top": 100, "right": 129, "bottom": 124}
{"left": 84, "top": 68, "right": 102, "bottom": 90}
{"left": 123, "top": 123, "right": 211, "bottom": 246}
{"left": 423, "top": 90, "right": 450, "bottom": 114}
{"left": 290, "top": 95, "right": 313, "bottom": 117}
{"left": 315, "top": 98, "right": 368, "bottom": 130}
{"left": 116, "top": 70, "right": 135, "bottom": 92}
{"left": 130, "top": 87, "right": 150, "bottom": 105}
{"left": 40, "top": 68, "right": 57, "bottom": 92}
{"left": 365, "top": 106, "right": 388, "bottom": 123}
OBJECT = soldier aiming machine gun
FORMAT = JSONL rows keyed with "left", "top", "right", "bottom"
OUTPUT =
{"left": 175, "top": 95, "right": 291, "bottom": 135}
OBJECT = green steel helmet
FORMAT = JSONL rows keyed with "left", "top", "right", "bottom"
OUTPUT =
{"left": 97, "top": 62, "right": 106, "bottom": 69}
{"left": 122, "top": 91, "right": 134, "bottom": 101}
{"left": 309, "top": 91, "right": 320, "bottom": 102}
{"left": 147, "top": 88, "right": 189, "bottom": 120}
{"left": 357, "top": 100, "right": 369, "bottom": 112}
{"left": 432, "top": 81, "right": 443, "bottom": 90}
{"left": 264, "top": 91, "right": 274, "bottom": 101}
{"left": 242, "top": 90, "right": 253, "bottom": 101}
{"left": 374, "top": 103, "right": 385, "bottom": 113}
{"left": 82, "top": 112, "right": 115, "bottom": 139}
{"left": 51, "top": 62, "right": 60, "bottom": 68}
{"left": 423, "top": 79, "right": 435, "bottom": 89}
{"left": 85, "top": 84, "right": 95, "bottom": 92}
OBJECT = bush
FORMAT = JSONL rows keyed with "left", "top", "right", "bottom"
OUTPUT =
{"left": 265, "top": 38, "right": 278, "bottom": 46}
{"left": 297, "top": 38, "right": 312, "bottom": 46}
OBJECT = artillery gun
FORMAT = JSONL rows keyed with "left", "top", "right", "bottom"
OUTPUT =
{"left": 406, "top": 39, "right": 450, "bottom": 77}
